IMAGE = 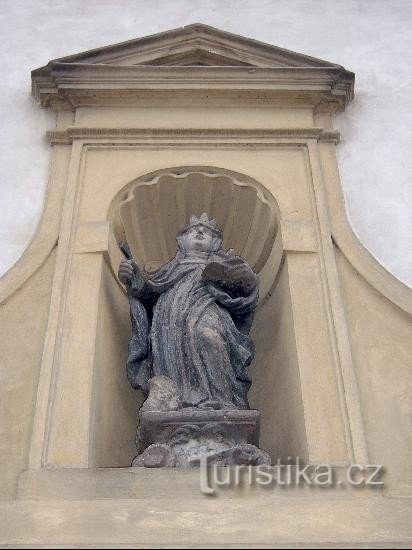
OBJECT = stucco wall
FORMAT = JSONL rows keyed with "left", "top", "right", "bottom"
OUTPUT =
{"left": 0, "top": 0, "right": 410, "bottom": 285}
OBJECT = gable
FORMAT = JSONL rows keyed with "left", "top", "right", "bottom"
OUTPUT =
{"left": 31, "top": 24, "right": 354, "bottom": 111}
{"left": 37, "top": 23, "right": 341, "bottom": 69}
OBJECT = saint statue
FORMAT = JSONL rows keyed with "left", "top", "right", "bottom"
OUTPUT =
{"left": 118, "top": 213, "right": 259, "bottom": 411}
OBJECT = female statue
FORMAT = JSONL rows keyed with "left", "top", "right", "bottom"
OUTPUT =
{"left": 118, "top": 213, "right": 258, "bottom": 411}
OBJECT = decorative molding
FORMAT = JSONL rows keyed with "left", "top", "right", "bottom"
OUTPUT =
{"left": 32, "top": 23, "right": 344, "bottom": 69}
{"left": 73, "top": 222, "right": 110, "bottom": 254}
{"left": 33, "top": 66, "right": 353, "bottom": 112}
{"left": 318, "top": 143, "right": 412, "bottom": 314}
{"left": 0, "top": 146, "right": 70, "bottom": 304}
{"left": 32, "top": 24, "right": 354, "bottom": 112}
{"left": 333, "top": 236, "right": 412, "bottom": 314}
{"left": 47, "top": 127, "right": 340, "bottom": 145}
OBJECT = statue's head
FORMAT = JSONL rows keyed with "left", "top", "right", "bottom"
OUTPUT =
{"left": 177, "top": 213, "right": 223, "bottom": 255}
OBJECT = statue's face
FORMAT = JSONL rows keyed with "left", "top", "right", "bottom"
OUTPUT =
{"left": 184, "top": 225, "right": 214, "bottom": 253}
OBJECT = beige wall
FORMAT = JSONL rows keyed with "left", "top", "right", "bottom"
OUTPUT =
{"left": 90, "top": 259, "right": 142, "bottom": 468}
{"left": 0, "top": 249, "right": 56, "bottom": 499}
{"left": 336, "top": 249, "right": 412, "bottom": 493}
{"left": 250, "top": 259, "right": 308, "bottom": 462}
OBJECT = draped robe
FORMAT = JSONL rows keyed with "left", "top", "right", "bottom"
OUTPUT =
{"left": 126, "top": 250, "right": 258, "bottom": 410}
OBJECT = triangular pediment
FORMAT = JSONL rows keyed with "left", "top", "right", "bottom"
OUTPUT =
{"left": 38, "top": 23, "right": 341, "bottom": 69}
{"left": 32, "top": 24, "right": 354, "bottom": 111}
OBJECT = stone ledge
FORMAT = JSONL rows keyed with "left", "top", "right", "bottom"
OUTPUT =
{"left": 18, "top": 467, "right": 384, "bottom": 501}
{"left": 2, "top": 492, "right": 411, "bottom": 547}
{"left": 46, "top": 127, "right": 340, "bottom": 145}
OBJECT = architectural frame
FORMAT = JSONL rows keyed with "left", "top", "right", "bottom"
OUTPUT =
{"left": 0, "top": 24, "right": 410, "bottom": 548}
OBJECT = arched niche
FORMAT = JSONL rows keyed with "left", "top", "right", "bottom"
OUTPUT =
{"left": 90, "top": 166, "right": 307, "bottom": 467}
{"left": 107, "top": 166, "right": 282, "bottom": 303}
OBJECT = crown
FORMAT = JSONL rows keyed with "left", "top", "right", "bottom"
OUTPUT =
{"left": 187, "top": 212, "right": 222, "bottom": 235}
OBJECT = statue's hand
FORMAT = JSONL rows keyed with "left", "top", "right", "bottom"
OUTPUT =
{"left": 230, "top": 262, "right": 257, "bottom": 294}
{"left": 202, "top": 257, "right": 257, "bottom": 296}
{"left": 118, "top": 259, "right": 145, "bottom": 289}
{"left": 118, "top": 259, "right": 134, "bottom": 284}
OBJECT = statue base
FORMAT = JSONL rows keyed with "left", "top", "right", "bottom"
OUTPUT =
{"left": 132, "top": 408, "right": 271, "bottom": 468}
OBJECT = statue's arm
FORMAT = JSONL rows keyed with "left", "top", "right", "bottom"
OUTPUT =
{"left": 202, "top": 257, "right": 259, "bottom": 333}
{"left": 208, "top": 281, "right": 258, "bottom": 334}
{"left": 202, "top": 256, "right": 258, "bottom": 301}
{"left": 118, "top": 259, "right": 160, "bottom": 304}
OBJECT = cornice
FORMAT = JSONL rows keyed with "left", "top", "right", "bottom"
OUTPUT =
{"left": 46, "top": 127, "right": 340, "bottom": 145}
{"left": 32, "top": 64, "right": 354, "bottom": 112}
{"left": 31, "top": 25, "right": 354, "bottom": 112}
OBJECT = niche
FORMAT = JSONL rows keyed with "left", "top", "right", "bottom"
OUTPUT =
{"left": 89, "top": 166, "right": 308, "bottom": 466}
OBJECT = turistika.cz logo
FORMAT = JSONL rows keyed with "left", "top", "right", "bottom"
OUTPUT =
{"left": 199, "top": 457, "right": 385, "bottom": 495}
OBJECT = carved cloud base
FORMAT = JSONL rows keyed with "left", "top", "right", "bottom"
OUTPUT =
{"left": 132, "top": 409, "right": 271, "bottom": 468}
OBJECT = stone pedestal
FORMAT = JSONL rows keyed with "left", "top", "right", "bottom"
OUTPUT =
{"left": 132, "top": 409, "right": 271, "bottom": 467}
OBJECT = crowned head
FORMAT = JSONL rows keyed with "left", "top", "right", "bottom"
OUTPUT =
{"left": 177, "top": 213, "right": 223, "bottom": 254}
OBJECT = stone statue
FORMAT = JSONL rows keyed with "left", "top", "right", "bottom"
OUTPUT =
{"left": 119, "top": 213, "right": 270, "bottom": 467}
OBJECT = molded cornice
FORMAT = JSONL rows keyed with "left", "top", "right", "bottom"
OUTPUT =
{"left": 46, "top": 127, "right": 341, "bottom": 145}
{"left": 32, "top": 24, "right": 354, "bottom": 112}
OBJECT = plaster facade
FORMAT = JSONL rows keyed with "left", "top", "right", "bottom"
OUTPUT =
{"left": 0, "top": 23, "right": 411, "bottom": 548}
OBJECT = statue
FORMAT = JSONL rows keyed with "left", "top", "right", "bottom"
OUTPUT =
{"left": 119, "top": 213, "right": 270, "bottom": 467}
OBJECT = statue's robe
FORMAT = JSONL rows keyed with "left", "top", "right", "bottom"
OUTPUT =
{"left": 126, "top": 252, "right": 258, "bottom": 409}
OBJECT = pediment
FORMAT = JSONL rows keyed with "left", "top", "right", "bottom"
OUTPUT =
{"left": 35, "top": 23, "right": 342, "bottom": 69}
{"left": 32, "top": 24, "right": 354, "bottom": 111}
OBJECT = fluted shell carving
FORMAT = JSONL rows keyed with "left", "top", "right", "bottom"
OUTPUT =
{"left": 112, "top": 168, "right": 279, "bottom": 275}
